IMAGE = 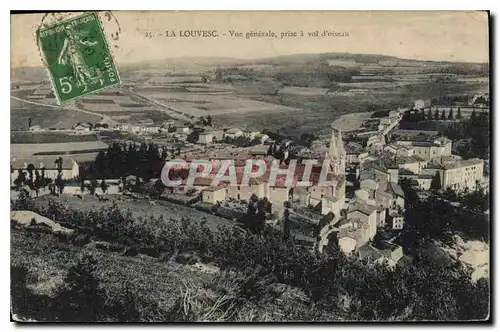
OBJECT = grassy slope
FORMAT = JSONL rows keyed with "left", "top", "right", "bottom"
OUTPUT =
{"left": 11, "top": 224, "right": 325, "bottom": 322}
{"left": 11, "top": 228, "right": 209, "bottom": 313}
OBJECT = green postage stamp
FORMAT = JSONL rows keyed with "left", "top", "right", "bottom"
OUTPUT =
{"left": 37, "top": 12, "right": 121, "bottom": 104}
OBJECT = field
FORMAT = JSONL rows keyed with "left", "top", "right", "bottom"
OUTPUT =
{"left": 331, "top": 112, "right": 374, "bottom": 132}
{"left": 11, "top": 102, "right": 102, "bottom": 131}
{"left": 133, "top": 87, "right": 302, "bottom": 118}
{"left": 11, "top": 141, "right": 108, "bottom": 160}
{"left": 279, "top": 86, "right": 330, "bottom": 96}
{"left": 11, "top": 132, "right": 100, "bottom": 144}
{"left": 11, "top": 54, "right": 489, "bottom": 138}
{"left": 11, "top": 83, "right": 179, "bottom": 129}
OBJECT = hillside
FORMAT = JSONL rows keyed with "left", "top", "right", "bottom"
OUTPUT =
{"left": 11, "top": 52, "right": 489, "bottom": 81}
{"left": 10, "top": 194, "right": 490, "bottom": 322}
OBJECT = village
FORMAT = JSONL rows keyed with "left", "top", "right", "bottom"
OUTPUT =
{"left": 10, "top": 93, "right": 490, "bottom": 271}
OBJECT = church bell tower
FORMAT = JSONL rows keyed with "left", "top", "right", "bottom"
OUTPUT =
{"left": 328, "top": 125, "right": 346, "bottom": 175}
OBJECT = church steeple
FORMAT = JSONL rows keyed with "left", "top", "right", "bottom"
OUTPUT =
{"left": 329, "top": 125, "right": 346, "bottom": 175}
{"left": 336, "top": 128, "right": 346, "bottom": 157}
{"left": 329, "top": 128, "right": 339, "bottom": 158}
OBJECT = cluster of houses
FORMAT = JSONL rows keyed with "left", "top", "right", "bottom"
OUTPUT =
{"left": 197, "top": 128, "right": 270, "bottom": 145}
{"left": 15, "top": 98, "right": 487, "bottom": 268}
{"left": 348, "top": 128, "right": 484, "bottom": 192}
{"left": 307, "top": 105, "right": 485, "bottom": 266}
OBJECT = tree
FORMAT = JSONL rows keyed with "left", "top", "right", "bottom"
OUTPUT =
{"left": 448, "top": 108, "right": 454, "bottom": 120}
{"left": 300, "top": 133, "right": 318, "bottom": 148}
{"left": 283, "top": 205, "right": 291, "bottom": 240}
{"left": 14, "top": 171, "right": 26, "bottom": 189}
{"left": 52, "top": 254, "right": 106, "bottom": 321}
{"left": 100, "top": 179, "right": 109, "bottom": 195}
{"left": 88, "top": 179, "right": 98, "bottom": 195}
{"left": 456, "top": 107, "right": 462, "bottom": 119}
{"left": 420, "top": 109, "right": 426, "bottom": 121}
{"left": 470, "top": 108, "right": 477, "bottom": 123}
{"left": 206, "top": 115, "right": 212, "bottom": 126}
{"left": 427, "top": 108, "right": 433, "bottom": 121}
{"left": 80, "top": 179, "right": 86, "bottom": 194}
{"left": 434, "top": 108, "right": 439, "bottom": 120}
{"left": 26, "top": 164, "right": 36, "bottom": 188}
{"left": 55, "top": 174, "right": 65, "bottom": 195}
{"left": 55, "top": 157, "right": 63, "bottom": 173}
{"left": 440, "top": 110, "right": 446, "bottom": 120}
{"left": 462, "top": 184, "right": 489, "bottom": 212}
{"left": 54, "top": 157, "right": 65, "bottom": 194}
{"left": 40, "top": 167, "right": 47, "bottom": 189}
{"left": 33, "top": 170, "right": 42, "bottom": 197}
{"left": 151, "top": 179, "right": 165, "bottom": 198}
{"left": 430, "top": 171, "right": 442, "bottom": 191}
{"left": 255, "top": 199, "right": 267, "bottom": 234}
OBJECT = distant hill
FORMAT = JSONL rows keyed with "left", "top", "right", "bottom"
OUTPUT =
{"left": 11, "top": 52, "right": 489, "bottom": 81}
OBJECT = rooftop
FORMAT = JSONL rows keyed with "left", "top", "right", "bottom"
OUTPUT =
{"left": 386, "top": 182, "right": 405, "bottom": 198}
{"left": 345, "top": 141, "right": 364, "bottom": 154}
{"left": 358, "top": 244, "right": 384, "bottom": 261}
{"left": 392, "top": 129, "right": 440, "bottom": 142}
{"left": 203, "top": 186, "right": 225, "bottom": 192}
{"left": 348, "top": 202, "right": 377, "bottom": 216}
{"left": 11, "top": 157, "right": 77, "bottom": 170}
{"left": 396, "top": 155, "right": 426, "bottom": 164}
{"left": 398, "top": 168, "right": 417, "bottom": 175}
{"left": 442, "top": 158, "right": 484, "bottom": 170}
{"left": 323, "top": 194, "right": 340, "bottom": 203}
{"left": 226, "top": 128, "right": 243, "bottom": 134}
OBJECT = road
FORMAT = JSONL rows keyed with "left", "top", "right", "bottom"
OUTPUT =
{"left": 127, "top": 88, "right": 197, "bottom": 123}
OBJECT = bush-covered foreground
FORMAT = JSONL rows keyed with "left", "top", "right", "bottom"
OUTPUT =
{"left": 11, "top": 195, "right": 490, "bottom": 322}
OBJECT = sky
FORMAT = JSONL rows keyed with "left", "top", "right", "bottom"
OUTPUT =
{"left": 11, "top": 11, "right": 489, "bottom": 68}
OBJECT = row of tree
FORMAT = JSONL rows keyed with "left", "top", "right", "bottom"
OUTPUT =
{"left": 84, "top": 142, "right": 170, "bottom": 182}
{"left": 12, "top": 157, "right": 66, "bottom": 195}
{"left": 403, "top": 107, "right": 465, "bottom": 123}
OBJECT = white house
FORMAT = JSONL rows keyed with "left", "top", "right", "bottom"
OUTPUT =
{"left": 74, "top": 123, "right": 92, "bottom": 132}
{"left": 135, "top": 125, "right": 160, "bottom": 135}
{"left": 198, "top": 133, "right": 214, "bottom": 144}
{"left": 224, "top": 128, "right": 244, "bottom": 139}
{"left": 255, "top": 134, "right": 270, "bottom": 144}
{"left": 414, "top": 99, "right": 430, "bottom": 110}
{"left": 11, "top": 157, "right": 80, "bottom": 186}
{"left": 176, "top": 126, "right": 192, "bottom": 134}
{"left": 202, "top": 186, "right": 227, "bottom": 204}
{"left": 205, "top": 130, "right": 224, "bottom": 142}
{"left": 29, "top": 125, "right": 43, "bottom": 132}
{"left": 245, "top": 131, "right": 261, "bottom": 140}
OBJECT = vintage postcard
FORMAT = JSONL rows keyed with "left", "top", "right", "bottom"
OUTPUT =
{"left": 10, "top": 11, "right": 490, "bottom": 322}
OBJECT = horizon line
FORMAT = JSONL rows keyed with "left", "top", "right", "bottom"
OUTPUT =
{"left": 11, "top": 51, "right": 490, "bottom": 70}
